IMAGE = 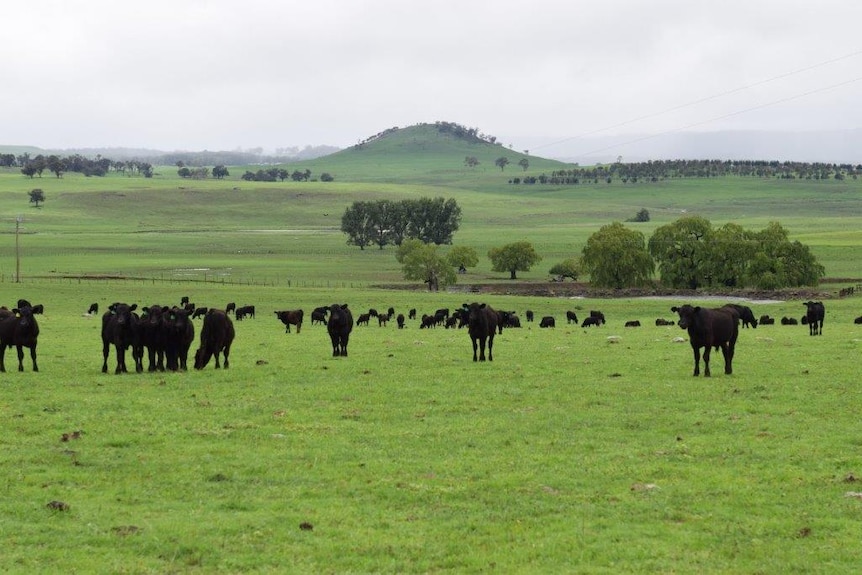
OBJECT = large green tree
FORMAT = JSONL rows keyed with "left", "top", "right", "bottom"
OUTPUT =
{"left": 446, "top": 245, "right": 479, "bottom": 272}
{"left": 400, "top": 242, "right": 457, "bottom": 291}
{"left": 548, "top": 258, "right": 580, "bottom": 281}
{"left": 488, "top": 241, "right": 542, "bottom": 279}
{"left": 340, "top": 201, "right": 375, "bottom": 250}
{"left": 648, "top": 216, "right": 713, "bottom": 289}
{"left": 581, "top": 222, "right": 653, "bottom": 288}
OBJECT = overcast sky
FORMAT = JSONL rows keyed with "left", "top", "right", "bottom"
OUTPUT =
{"left": 4, "top": 0, "right": 862, "bottom": 158}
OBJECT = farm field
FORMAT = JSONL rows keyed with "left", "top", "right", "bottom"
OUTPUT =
{"left": 2, "top": 126, "right": 862, "bottom": 572}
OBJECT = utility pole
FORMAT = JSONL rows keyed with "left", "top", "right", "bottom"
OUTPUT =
{"left": 15, "top": 215, "right": 22, "bottom": 283}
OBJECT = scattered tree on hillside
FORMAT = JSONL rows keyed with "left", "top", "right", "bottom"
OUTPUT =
{"left": 399, "top": 242, "right": 457, "bottom": 291}
{"left": 28, "top": 189, "right": 45, "bottom": 207}
{"left": 212, "top": 165, "right": 230, "bottom": 179}
{"left": 178, "top": 167, "right": 192, "bottom": 178}
{"left": 548, "top": 258, "right": 580, "bottom": 281}
{"left": 464, "top": 156, "right": 479, "bottom": 168}
{"left": 518, "top": 158, "right": 529, "bottom": 172}
{"left": 626, "top": 208, "right": 650, "bottom": 222}
{"left": 488, "top": 241, "right": 542, "bottom": 280}
{"left": 495, "top": 157, "right": 510, "bottom": 171}
{"left": 446, "top": 246, "right": 479, "bottom": 272}
{"left": 320, "top": 172, "right": 334, "bottom": 182}
{"left": 581, "top": 222, "right": 654, "bottom": 288}
{"left": 47, "top": 155, "right": 66, "bottom": 178}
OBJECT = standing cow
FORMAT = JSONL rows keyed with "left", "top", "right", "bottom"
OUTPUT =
{"left": 274, "top": 309, "right": 304, "bottom": 333}
{"left": 672, "top": 305, "right": 738, "bottom": 377}
{"left": 0, "top": 306, "right": 40, "bottom": 372}
{"left": 194, "top": 309, "right": 235, "bottom": 369}
{"left": 803, "top": 301, "right": 825, "bottom": 335}
{"left": 462, "top": 302, "right": 498, "bottom": 362}
{"left": 327, "top": 304, "right": 354, "bottom": 357}
{"left": 101, "top": 302, "right": 141, "bottom": 374}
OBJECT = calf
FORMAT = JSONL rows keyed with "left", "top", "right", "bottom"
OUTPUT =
{"left": 671, "top": 305, "right": 738, "bottom": 377}
{"left": 194, "top": 309, "right": 235, "bottom": 369}
{"left": 311, "top": 306, "right": 328, "bottom": 326}
{"left": 462, "top": 302, "right": 498, "bottom": 361}
{"left": 192, "top": 307, "right": 209, "bottom": 319}
{"left": 235, "top": 305, "right": 255, "bottom": 321}
{"left": 377, "top": 313, "right": 389, "bottom": 327}
{"left": 525, "top": 310, "right": 534, "bottom": 322}
{"left": 87, "top": 303, "right": 99, "bottom": 315}
{"left": 327, "top": 304, "right": 353, "bottom": 357}
{"left": 854, "top": 316, "right": 862, "bottom": 325}
{"left": 803, "top": 301, "right": 825, "bottom": 335}
{"left": 397, "top": 313, "right": 405, "bottom": 329}
{"left": 226, "top": 302, "right": 236, "bottom": 315}
{"left": 566, "top": 311, "right": 579, "bottom": 324}
{"left": 722, "top": 304, "right": 757, "bottom": 328}
{"left": 101, "top": 303, "right": 140, "bottom": 374}
{"left": 408, "top": 308, "right": 417, "bottom": 320}
{"left": 655, "top": 318, "right": 675, "bottom": 326}
{"left": 581, "top": 316, "right": 602, "bottom": 328}
{"left": 539, "top": 316, "right": 555, "bottom": 328}
{"left": 589, "top": 310, "right": 606, "bottom": 325}
{"left": 759, "top": 314, "right": 774, "bottom": 325}
{"left": 274, "top": 309, "right": 304, "bottom": 333}
{"left": 781, "top": 316, "right": 798, "bottom": 325}
{"left": 0, "top": 306, "right": 40, "bottom": 372}
{"left": 356, "top": 313, "right": 371, "bottom": 326}
{"left": 625, "top": 320, "right": 641, "bottom": 327}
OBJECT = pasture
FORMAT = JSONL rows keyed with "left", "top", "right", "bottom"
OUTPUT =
{"left": 2, "top": 281, "right": 862, "bottom": 572}
{"left": 2, "top": 132, "right": 862, "bottom": 571}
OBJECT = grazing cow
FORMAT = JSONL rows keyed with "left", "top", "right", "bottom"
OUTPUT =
{"left": 655, "top": 318, "right": 675, "bottom": 326}
{"left": 420, "top": 314, "right": 436, "bottom": 329}
{"left": 377, "top": 313, "right": 389, "bottom": 327}
{"left": 566, "top": 311, "right": 579, "bottom": 324}
{"left": 88, "top": 303, "right": 99, "bottom": 315}
{"left": 759, "top": 315, "right": 775, "bottom": 326}
{"left": 502, "top": 312, "right": 521, "bottom": 328}
{"left": 854, "top": 316, "right": 862, "bottom": 324}
{"left": 589, "top": 310, "right": 606, "bottom": 325}
{"left": 435, "top": 308, "right": 450, "bottom": 320}
{"left": 164, "top": 307, "right": 194, "bottom": 371}
{"left": 539, "top": 316, "right": 555, "bottom": 328}
{"left": 781, "top": 316, "right": 798, "bottom": 325}
{"left": 387, "top": 307, "right": 395, "bottom": 318}
{"left": 803, "top": 301, "right": 825, "bottom": 335}
{"left": 235, "top": 305, "right": 255, "bottom": 321}
{"left": 581, "top": 316, "right": 602, "bottom": 328}
{"left": 101, "top": 303, "right": 140, "bottom": 374}
{"left": 192, "top": 307, "right": 208, "bottom": 319}
{"left": 525, "top": 310, "right": 534, "bottom": 323}
{"left": 625, "top": 320, "right": 641, "bottom": 327}
{"left": 226, "top": 302, "right": 236, "bottom": 315}
{"left": 181, "top": 296, "right": 190, "bottom": 306}
{"left": 671, "top": 305, "right": 738, "bottom": 377}
{"left": 445, "top": 316, "right": 458, "bottom": 329}
{"left": 722, "top": 304, "right": 757, "bottom": 328}
{"left": 462, "top": 302, "right": 498, "bottom": 361}
{"left": 368, "top": 308, "right": 379, "bottom": 318}
{"left": 194, "top": 309, "right": 235, "bottom": 369}
{"left": 327, "top": 304, "right": 353, "bottom": 357}
{"left": 0, "top": 306, "right": 40, "bottom": 372}
{"left": 274, "top": 309, "right": 304, "bottom": 333}
{"left": 356, "top": 313, "right": 371, "bottom": 326}
{"left": 311, "top": 307, "right": 328, "bottom": 326}
{"left": 408, "top": 308, "right": 417, "bottom": 320}
{"left": 397, "top": 313, "right": 405, "bottom": 329}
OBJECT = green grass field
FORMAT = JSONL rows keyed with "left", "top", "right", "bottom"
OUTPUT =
{"left": 2, "top": 127, "right": 862, "bottom": 572}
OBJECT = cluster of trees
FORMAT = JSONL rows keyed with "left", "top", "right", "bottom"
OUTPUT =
{"left": 434, "top": 121, "right": 497, "bottom": 145}
{"left": 5, "top": 153, "right": 154, "bottom": 178}
{"left": 240, "top": 168, "right": 331, "bottom": 182}
{"left": 508, "top": 159, "right": 862, "bottom": 186}
{"left": 574, "top": 217, "right": 824, "bottom": 290}
{"left": 341, "top": 197, "right": 462, "bottom": 250}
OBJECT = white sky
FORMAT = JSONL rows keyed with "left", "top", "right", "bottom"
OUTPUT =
{"left": 4, "top": 0, "right": 862, "bottom": 156}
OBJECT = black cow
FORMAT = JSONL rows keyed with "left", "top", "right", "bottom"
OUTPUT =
{"left": 235, "top": 305, "right": 255, "bottom": 321}
{"left": 803, "top": 301, "right": 825, "bottom": 335}
{"left": 181, "top": 296, "right": 190, "bottom": 306}
{"left": 0, "top": 306, "right": 40, "bottom": 372}
{"left": 101, "top": 303, "right": 140, "bottom": 374}
{"left": 387, "top": 307, "right": 395, "bottom": 318}
{"left": 420, "top": 314, "right": 436, "bottom": 329}
{"left": 164, "top": 307, "right": 194, "bottom": 371}
{"left": 275, "top": 309, "right": 304, "bottom": 333}
{"left": 525, "top": 310, "right": 534, "bottom": 322}
{"left": 671, "top": 305, "right": 738, "bottom": 377}
{"left": 377, "top": 313, "right": 389, "bottom": 327}
{"left": 581, "top": 316, "right": 602, "bottom": 328}
{"left": 356, "top": 313, "right": 371, "bottom": 326}
{"left": 759, "top": 315, "right": 774, "bottom": 325}
{"left": 327, "top": 304, "right": 353, "bottom": 357}
{"left": 539, "top": 316, "right": 555, "bottom": 328}
{"left": 589, "top": 310, "right": 606, "bottom": 325}
{"left": 655, "top": 318, "right": 675, "bottom": 326}
{"left": 311, "top": 307, "right": 328, "bottom": 326}
{"left": 408, "top": 308, "right": 417, "bottom": 320}
{"left": 140, "top": 304, "right": 167, "bottom": 372}
{"left": 192, "top": 307, "right": 208, "bottom": 319}
{"left": 625, "top": 320, "right": 641, "bottom": 327}
{"left": 88, "top": 303, "right": 99, "bottom": 315}
{"left": 781, "top": 316, "right": 798, "bottom": 325}
{"left": 723, "top": 304, "right": 757, "bottom": 328}
{"left": 566, "top": 311, "right": 579, "bottom": 324}
{"left": 854, "top": 316, "right": 862, "bottom": 324}
{"left": 397, "top": 313, "right": 405, "bottom": 329}
{"left": 226, "top": 302, "right": 236, "bottom": 315}
{"left": 194, "top": 309, "right": 235, "bottom": 369}
{"left": 462, "top": 303, "right": 498, "bottom": 362}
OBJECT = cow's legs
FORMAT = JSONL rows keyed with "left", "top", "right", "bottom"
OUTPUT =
{"left": 702, "top": 346, "right": 711, "bottom": 377}
{"left": 691, "top": 346, "right": 701, "bottom": 376}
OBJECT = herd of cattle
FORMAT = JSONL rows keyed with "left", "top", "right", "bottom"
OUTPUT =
{"left": 0, "top": 296, "right": 840, "bottom": 376}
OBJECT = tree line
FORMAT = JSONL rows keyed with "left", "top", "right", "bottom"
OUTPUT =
{"left": 341, "top": 198, "right": 462, "bottom": 250}
{"left": 3, "top": 153, "right": 154, "bottom": 178}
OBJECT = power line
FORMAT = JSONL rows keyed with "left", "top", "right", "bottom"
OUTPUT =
{"left": 534, "top": 48, "right": 862, "bottom": 152}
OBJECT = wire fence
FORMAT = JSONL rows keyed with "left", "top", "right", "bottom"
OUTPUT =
{"left": 0, "top": 273, "right": 372, "bottom": 290}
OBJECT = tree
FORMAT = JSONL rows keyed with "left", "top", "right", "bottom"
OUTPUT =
{"left": 548, "top": 258, "right": 580, "bottom": 281}
{"left": 395, "top": 238, "right": 425, "bottom": 264}
{"left": 518, "top": 158, "right": 529, "bottom": 172}
{"left": 488, "top": 241, "right": 542, "bottom": 279}
{"left": 177, "top": 167, "right": 192, "bottom": 178}
{"left": 626, "top": 208, "right": 650, "bottom": 222}
{"left": 445, "top": 245, "right": 479, "bottom": 272}
{"left": 47, "top": 155, "right": 66, "bottom": 178}
{"left": 495, "top": 157, "right": 510, "bottom": 171}
{"left": 581, "top": 222, "right": 654, "bottom": 288}
{"left": 704, "top": 223, "right": 754, "bottom": 287}
{"left": 405, "top": 197, "right": 462, "bottom": 245}
{"left": 400, "top": 242, "right": 456, "bottom": 291}
{"left": 212, "top": 165, "right": 230, "bottom": 179}
{"left": 340, "top": 201, "right": 375, "bottom": 250}
{"left": 648, "top": 216, "right": 713, "bottom": 289}
{"left": 320, "top": 172, "right": 334, "bottom": 182}
{"left": 29, "top": 189, "right": 45, "bottom": 207}
{"left": 464, "top": 156, "right": 479, "bottom": 168}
